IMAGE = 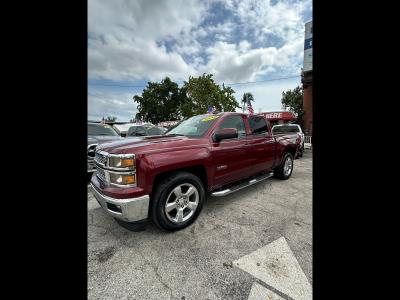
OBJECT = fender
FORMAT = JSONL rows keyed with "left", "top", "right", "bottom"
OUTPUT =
{"left": 138, "top": 146, "right": 212, "bottom": 195}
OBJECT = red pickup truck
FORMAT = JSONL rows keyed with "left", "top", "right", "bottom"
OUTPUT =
{"left": 90, "top": 112, "right": 301, "bottom": 231}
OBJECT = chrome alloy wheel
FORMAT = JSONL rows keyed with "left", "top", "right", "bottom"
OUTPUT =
{"left": 165, "top": 183, "right": 199, "bottom": 224}
{"left": 284, "top": 156, "right": 293, "bottom": 176}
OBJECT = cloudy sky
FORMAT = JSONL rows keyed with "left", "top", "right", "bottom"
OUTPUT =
{"left": 88, "top": 0, "right": 312, "bottom": 121}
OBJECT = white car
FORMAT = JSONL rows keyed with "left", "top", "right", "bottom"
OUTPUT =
{"left": 113, "top": 122, "right": 153, "bottom": 137}
{"left": 272, "top": 124, "right": 305, "bottom": 157}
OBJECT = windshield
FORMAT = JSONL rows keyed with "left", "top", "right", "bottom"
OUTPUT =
{"left": 88, "top": 124, "right": 119, "bottom": 136}
{"left": 146, "top": 127, "right": 164, "bottom": 135}
{"left": 127, "top": 125, "right": 158, "bottom": 136}
{"left": 272, "top": 125, "right": 299, "bottom": 134}
{"left": 166, "top": 114, "right": 220, "bottom": 137}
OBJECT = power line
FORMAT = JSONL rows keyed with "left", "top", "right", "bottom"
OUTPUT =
{"left": 88, "top": 74, "right": 300, "bottom": 88}
{"left": 224, "top": 75, "right": 300, "bottom": 86}
{"left": 88, "top": 83, "right": 148, "bottom": 88}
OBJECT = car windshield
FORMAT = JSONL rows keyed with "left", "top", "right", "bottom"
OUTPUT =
{"left": 127, "top": 125, "right": 153, "bottom": 136}
{"left": 88, "top": 124, "right": 119, "bottom": 136}
{"left": 272, "top": 125, "right": 299, "bottom": 134}
{"left": 146, "top": 127, "right": 164, "bottom": 135}
{"left": 165, "top": 114, "right": 220, "bottom": 137}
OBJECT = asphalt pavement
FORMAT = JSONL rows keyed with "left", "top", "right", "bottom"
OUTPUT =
{"left": 88, "top": 150, "right": 312, "bottom": 299}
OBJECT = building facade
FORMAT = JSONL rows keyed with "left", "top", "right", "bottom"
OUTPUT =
{"left": 302, "top": 20, "right": 313, "bottom": 135}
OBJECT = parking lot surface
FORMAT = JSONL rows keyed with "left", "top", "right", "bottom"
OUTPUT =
{"left": 88, "top": 150, "right": 312, "bottom": 300}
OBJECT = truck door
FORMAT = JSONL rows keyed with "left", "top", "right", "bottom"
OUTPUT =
{"left": 210, "top": 115, "right": 252, "bottom": 188}
{"left": 246, "top": 115, "right": 276, "bottom": 174}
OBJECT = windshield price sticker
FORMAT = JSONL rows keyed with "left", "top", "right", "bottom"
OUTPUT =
{"left": 201, "top": 116, "right": 219, "bottom": 122}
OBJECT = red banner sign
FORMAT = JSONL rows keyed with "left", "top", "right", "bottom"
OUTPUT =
{"left": 157, "top": 120, "right": 179, "bottom": 127}
{"left": 258, "top": 111, "right": 296, "bottom": 121}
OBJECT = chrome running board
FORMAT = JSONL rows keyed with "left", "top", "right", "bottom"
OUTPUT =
{"left": 211, "top": 172, "right": 274, "bottom": 197}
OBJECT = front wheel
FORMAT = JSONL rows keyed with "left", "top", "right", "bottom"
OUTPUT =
{"left": 274, "top": 152, "right": 294, "bottom": 180}
{"left": 151, "top": 172, "right": 205, "bottom": 231}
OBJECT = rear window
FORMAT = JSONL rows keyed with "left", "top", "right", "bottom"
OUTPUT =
{"left": 249, "top": 116, "right": 269, "bottom": 134}
{"left": 272, "top": 125, "right": 300, "bottom": 134}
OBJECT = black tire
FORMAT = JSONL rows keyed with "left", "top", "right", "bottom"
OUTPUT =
{"left": 298, "top": 146, "right": 304, "bottom": 158}
{"left": 151, "top": 172, "right": 205, "bottom": 231}
{"left": 274, "top": 152, "right": 294, "bottom": 180}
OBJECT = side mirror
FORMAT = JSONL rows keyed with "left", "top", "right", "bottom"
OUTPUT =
{"left": 213, "top": 128, "right": 238, "bottom": 142}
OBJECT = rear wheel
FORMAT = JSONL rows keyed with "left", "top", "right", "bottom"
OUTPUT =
{"left": 151, "top": 172, "right": 205, "bottom": 231}
{"left": 274, "top": 153, "right": 294, "bottom": 180}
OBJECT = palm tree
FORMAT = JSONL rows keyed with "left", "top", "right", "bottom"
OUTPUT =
{"left": 241, "top": 92, "right": 254, "bottom": 112}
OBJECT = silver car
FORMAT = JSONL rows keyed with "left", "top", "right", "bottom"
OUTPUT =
{"left": 88, "top": 123, "right": 123, "bottom": 173}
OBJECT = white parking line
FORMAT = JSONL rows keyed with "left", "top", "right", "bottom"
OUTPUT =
{"left": 234, "top": 237, "right": 312, "bottom": 300}
{"left": 247, "top": 282, "right": 285, "bottom": 300}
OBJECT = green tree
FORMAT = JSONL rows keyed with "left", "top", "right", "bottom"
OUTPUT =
{"left": 181, "top": 73, "right": 239, "bottom": 117}
{"left": 281, "top": 85, "right": 304, "bottom": 124}
{"left": 106, "top": 116, "right": 117, "bottom": 122}
{"left": 241, "top": 92, "right": 254, "bottom": 113}
{"left": 133, "top": 77, "right": 188, "bottom": 124}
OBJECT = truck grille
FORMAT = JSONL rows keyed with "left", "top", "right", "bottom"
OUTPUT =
{"left": 95, "top": 151, "right": 107, "bottom": 166}
{"left": 96, "top": 167, "right": 107, "bottom": 182}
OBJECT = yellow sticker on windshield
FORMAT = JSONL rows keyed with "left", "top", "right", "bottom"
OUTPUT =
{"left": 201, "top": 115, "right": 219, "bottom": 122}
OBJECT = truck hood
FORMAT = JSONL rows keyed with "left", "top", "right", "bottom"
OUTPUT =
{"left": 88, "top": 135, "right": 123, "bottom": 145}
{"left": 97, "top": 135, "right": 206, "bottom": 155}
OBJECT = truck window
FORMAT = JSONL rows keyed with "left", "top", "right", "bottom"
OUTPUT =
{"left": 218, "top": 115, "right": 246, "bottom": 138}
{"left": 249, "top": 116, "right": 268, "bottom": 134}
{"left": 272, "top": 125, "right": 299, "bottom": 134}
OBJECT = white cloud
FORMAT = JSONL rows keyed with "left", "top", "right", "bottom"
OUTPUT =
{"left": 88, "top": 0, "right": 312, "bottom": 118}
{"left": 225, "top": 0, "right": 311, "bottom": 43}
{"left": 88, "top": 0, "right": 209, "bottom": 81}
{"left": 88, "top": 0, "right": 311, "bottom": 83}
{"left": 88, "top": 89, "right": 140, "bottom": 121}
{"left": 196, "top": 0, "right": 312, "bottom": 83}
{"left": 88, "top": 37, "right": 195, "bottom": 81}
{"left": 231, "top": 77, "right": 301, "bottom": 113}
{"left": 201, "top": 38, "right": 303, "bottom": 83}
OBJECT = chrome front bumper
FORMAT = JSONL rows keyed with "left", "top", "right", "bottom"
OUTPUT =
{"left": 89, "top": 183, "right": 149, "bottom": 222}
{"left": 88, "top": 160, "right": 96, "bottom": 172}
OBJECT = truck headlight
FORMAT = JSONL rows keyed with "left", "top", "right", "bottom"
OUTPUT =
{"left": 109, "top": 156, "right": 135, "bottom": 169}
{"left": 109, "top": 173, "right": 136, "bottom": 186}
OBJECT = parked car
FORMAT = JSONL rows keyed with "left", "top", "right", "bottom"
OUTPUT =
{"left": 112, "top": 123, "right": 135, "bottom": 137}
{"left": 159, "top": 127, "right": 168, "bottom": 134}
{"left": 127, "top": 125, "right": 166, "bottom": 137}
{"left": 87, "top": 122, "right": 123, "bottom": 173}
{"left": 90, "top": 112, "right": 300, "bottom": 231}
{"left": 272, "top": 124, "right": 304, "bottom": 157}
